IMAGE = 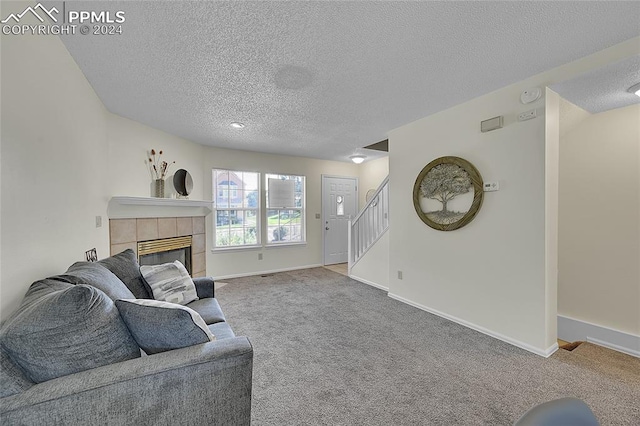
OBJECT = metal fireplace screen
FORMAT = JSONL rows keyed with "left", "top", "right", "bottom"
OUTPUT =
{"left": 137, "top": 236, "right": 192, "bottom": 275}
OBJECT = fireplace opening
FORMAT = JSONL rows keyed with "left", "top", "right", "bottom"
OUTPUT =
{"left": 138, "top": 236, "right": 193, "bottom": 275}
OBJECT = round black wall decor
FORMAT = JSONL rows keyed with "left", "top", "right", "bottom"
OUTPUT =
{"left": 413, "top": 156, "right": 484, "bottom": 231}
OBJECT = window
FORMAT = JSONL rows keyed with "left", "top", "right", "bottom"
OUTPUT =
{"left": 265, "top": 174, "right": 305, "bottom": 245}
{"left": 213, "top": 169, "right": 260, "bottom": 248}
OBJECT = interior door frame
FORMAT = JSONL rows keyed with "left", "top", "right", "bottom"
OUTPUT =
{"left": 321, "top": 174, "right": 359, "bottom": 266}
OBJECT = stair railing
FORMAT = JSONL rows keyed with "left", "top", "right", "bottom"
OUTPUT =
{"left": 348, "top": 176, "right": 389, "bottom": 271}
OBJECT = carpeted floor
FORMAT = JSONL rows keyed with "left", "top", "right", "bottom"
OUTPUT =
{"left": 215, "top": 268, "right": 640, "bottom": 425}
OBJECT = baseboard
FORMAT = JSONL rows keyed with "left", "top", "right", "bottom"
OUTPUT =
{"left": 214, "top": 264, "right": 323, "bottom": 280}
{"left": 558, "top": 315, "right": 640, "bottom": 358}
{"left": 388, "top": 293, "right": 558, "bottom": 358}
{"left": 348, "top": 274, "right": 389, "bottom": 291}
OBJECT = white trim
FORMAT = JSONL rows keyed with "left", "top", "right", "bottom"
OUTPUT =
{"left": 111, "top": 196, "right": 212, "bottom": 209}
{"left": 388, "top": 293, "right": 558, "bottom": 358}
{"left": 212, "top": 245, "right": 262, "bottom": 253}
{"left": 108, "top": 197, "right": 212, "bottom": 219}
{"left": 348, "top": 274, "right": 389, "bottom": 291}
{"left": 558, "top": 315, "right": 640, "bottom": 358}
{"left": 212, "top": 242, "right": 307, "bottom": 253}
{"left": 265, "top": 242, "right": 307, "bottom": 249}
{"left": 213, "top": 264, "right": 322, "bottom": 280}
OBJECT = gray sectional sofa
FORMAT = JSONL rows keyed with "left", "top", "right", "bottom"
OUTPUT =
{"left": 0, "top": 249, "right": 253, "bottom": 425}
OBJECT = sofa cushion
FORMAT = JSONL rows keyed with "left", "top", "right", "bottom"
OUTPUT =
{"left": 0, "top": 280, "right": 140, "bottom": 383}
{"left": 115, "top": 299, "right": 215, "bottom": 355}
{"left": 187, "top": 298, "right": 226, "bottom": 325}
{"left": 140, "top": 261, "right": 199, "bottom": 305}
{"left": 0, "top": 346, "right": 33, "bottom": 397}
{"left": 207, "top": 321, "right": 236, "bottom": 340}
{"left": 98, "top": 249, "right": 152, "bottom": 299}
{"left": 56, "top": 261, "right": 135, "bottom": 301}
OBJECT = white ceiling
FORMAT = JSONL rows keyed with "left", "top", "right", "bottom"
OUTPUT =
{"left": 551, "top": 55, "right": 640, "bottom": 114}
{"left": 55, "top": 1, "right": 640, "bottom": 162}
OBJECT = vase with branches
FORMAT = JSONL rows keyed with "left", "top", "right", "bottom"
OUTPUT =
{"left": 148, "top": 149, "right": 175, "bottom": 197}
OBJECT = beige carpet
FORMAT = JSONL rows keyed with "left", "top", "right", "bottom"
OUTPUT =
{"left": 555, "top": 342, "right": 640, "bottom": 388}
{"left": 216, "top": 267, "right": 640, "bottom": 425}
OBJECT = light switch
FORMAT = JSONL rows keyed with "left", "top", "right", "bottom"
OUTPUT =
{"left": 95, "top": 216, "right": 102, "bottom": 227}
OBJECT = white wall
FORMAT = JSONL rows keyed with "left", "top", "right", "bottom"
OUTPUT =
{"left": 386, "top": 38, "right": 639, "bottom": 356}
{"left": 1, "top": 22, "right": 110, "bottom": 319}
{"left": 350, "top": 231, "right": 389, "bottom": 291}
{"left": 558, "top": 102, "right": 640, "bottom": 337}
{"left": 107, "top": 114, "right": 207, "bottom": 201}
{"left": 350, "top": 156, "right": 390, "bottom": 289}
{"left": 201, "top": 148, "right": 358, "bottom": 279}
{"left": 358, "top": 156, "right": 389, "bottom": 209}
{"left": 0, "top": 16, "right": 359, "bottom": 319}
{"left": 106, "top": 116, "right": 360, "bottom": 278}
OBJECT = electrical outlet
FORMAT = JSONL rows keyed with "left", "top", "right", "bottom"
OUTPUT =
{"left": 258, "top": 253, "right": 263, "bottom": 260}
{"left": 483, "top": 181, "right": 500, "bottom": 192}
{"left": 397, "top": 270, "right": 403, "bottom": 280}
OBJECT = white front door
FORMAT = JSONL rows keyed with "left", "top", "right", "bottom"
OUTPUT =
{"left": 322, "top": 175, "right": 358, "bottom": 265}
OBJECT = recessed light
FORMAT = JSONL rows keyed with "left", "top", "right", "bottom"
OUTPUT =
{"left": 230, "top": 122, "right": 245, "bottom": 129}
{"left": 628, "top": 82, "right": 640, "bottom": 97}
{"left": 349, "top": 155, "right": 366, "bottom": 164}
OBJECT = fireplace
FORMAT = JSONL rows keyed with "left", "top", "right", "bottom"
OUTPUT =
{"left": 109, "top": 216, "right": 206, "bottom": 277}
{"left": 138, "top": 236, "right": 193, "bottom": 274}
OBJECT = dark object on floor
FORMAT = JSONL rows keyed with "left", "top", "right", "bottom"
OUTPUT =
{"left": 514, "top": 397, "right": 599, "bottom": 426}
{"left": 560, "top": 341, "right": 585, "bottom": 351}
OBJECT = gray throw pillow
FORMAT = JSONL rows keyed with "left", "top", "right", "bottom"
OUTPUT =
{"left": 98, "top": 249, "right": 152, "bottom": 299}
{"left": 0, "top": 280, "right": 140, "bottom": 383}
{"left": 0, "top": 346, "right": 33, "bottom": 397}
{"left": 140, "top": 261, "right": 199, "bottom": 305}
{"left": 57, "top": 261, "right": 135, "bottom": 301}
{"left": 115, "top": 299, "right": 215, "bottom": 355}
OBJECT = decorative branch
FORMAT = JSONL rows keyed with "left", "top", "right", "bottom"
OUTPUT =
{"left": 148, "top": 149, "right": 175, "bottom": 180}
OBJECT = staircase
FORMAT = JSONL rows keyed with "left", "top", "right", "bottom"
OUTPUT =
{"left": 348, "top": 176, "right": 389, "bottom": 273}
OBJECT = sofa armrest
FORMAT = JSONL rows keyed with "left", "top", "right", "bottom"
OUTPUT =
{"left": 193, "top": 276, "right": 215, "bottom": 298}
{"left": 1, "top": 337, "right": 253, "bottom": 425}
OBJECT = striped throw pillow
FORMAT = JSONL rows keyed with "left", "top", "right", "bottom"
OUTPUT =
{"left": 140, "top": 261, "right": 198, "bottom": 305}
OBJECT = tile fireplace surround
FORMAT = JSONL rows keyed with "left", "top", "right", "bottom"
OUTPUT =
{"left": 109, "top": 217, "right": 206, "bottom": 277}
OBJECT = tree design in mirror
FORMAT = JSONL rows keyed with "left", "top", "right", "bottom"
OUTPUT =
{"left": 413, "top": 156, "right": 484, "bottom": 231}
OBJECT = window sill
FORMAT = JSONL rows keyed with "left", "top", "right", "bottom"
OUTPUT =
{"left": 211, "top": 245, "right": 261, "bottom": 253}
{"left": 265, "top": 242, "right": 307, "bottom": 249}
{"left": 211, "top": 242, "right": 307, "bottom": 253}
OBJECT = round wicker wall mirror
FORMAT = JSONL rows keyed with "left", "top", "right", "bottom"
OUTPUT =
{"left": 412, "top": 156, "right": 484, "bottom": 231}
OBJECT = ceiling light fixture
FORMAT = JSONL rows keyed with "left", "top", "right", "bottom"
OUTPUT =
{"left": 349, "top": 155, "right": 366, "bottom": 164}
{"left": 230, "top": 122, "right": 245, "bottom": 129}
{"left": 627, "top": 82, "right": 640, "bottom": 97}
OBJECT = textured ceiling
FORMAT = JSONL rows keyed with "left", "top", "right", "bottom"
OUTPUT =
{"left": 54, "top": 1, "right": 640, "bottom": 162}
{"left": 551, "top": 55, "right": 640, "bottom": 114}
